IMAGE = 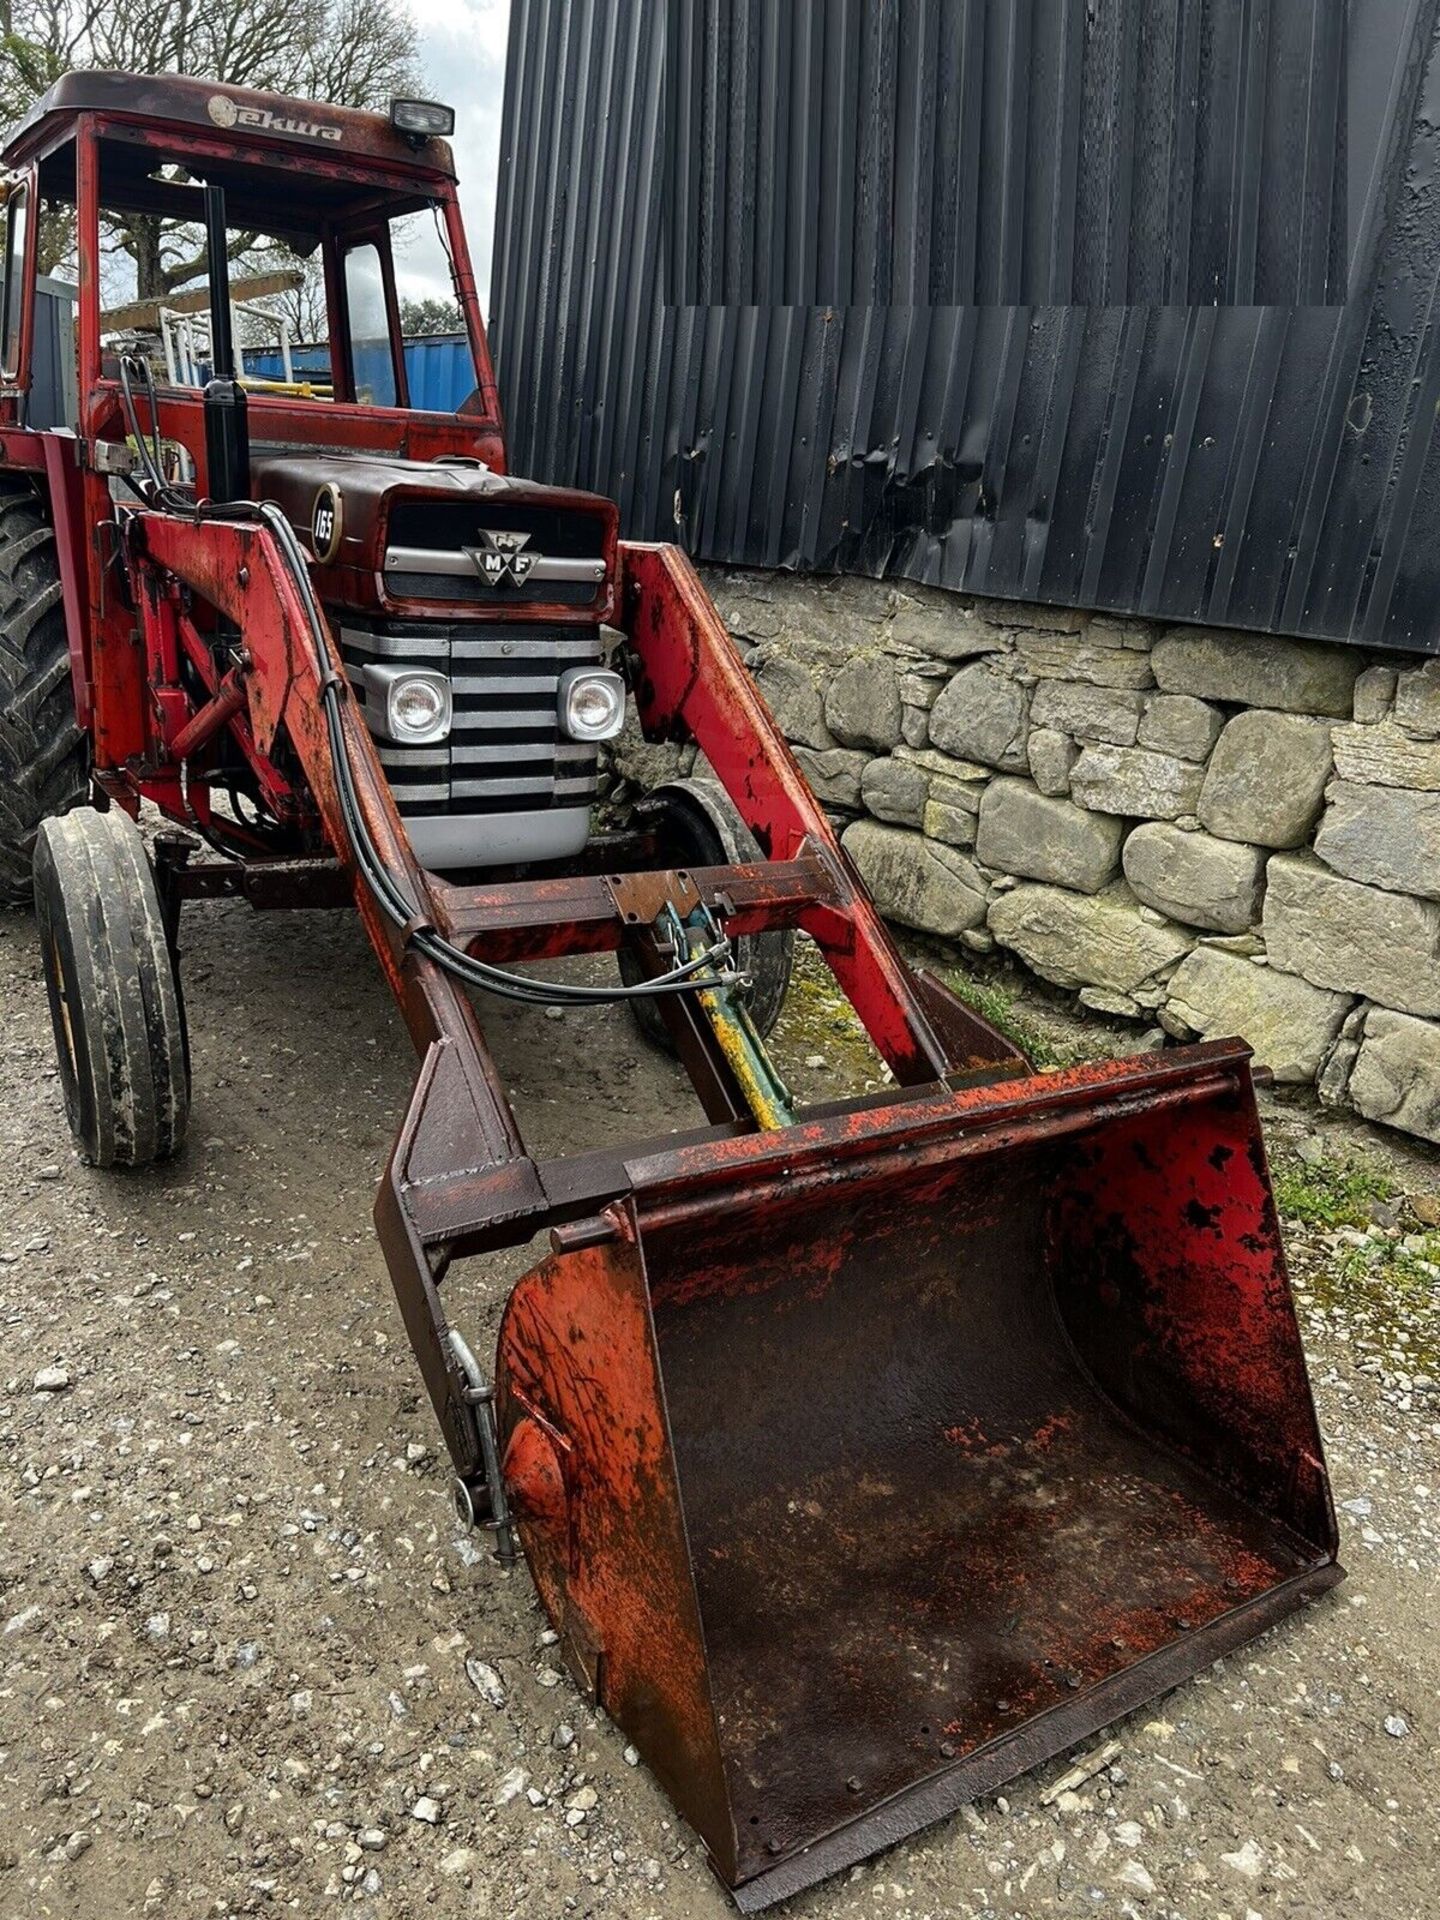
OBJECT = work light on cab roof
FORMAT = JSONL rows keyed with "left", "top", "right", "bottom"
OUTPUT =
{"left": 390, "top": 97, "right": 455, "bottom": 141}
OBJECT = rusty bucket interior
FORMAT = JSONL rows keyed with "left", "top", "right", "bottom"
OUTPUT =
{"left": 496, "top": 1046, "right": 1341, "bottom": 1910}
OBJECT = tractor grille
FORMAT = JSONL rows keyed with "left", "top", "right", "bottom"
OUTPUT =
{"left": 382, "top": 500, "right": 609, "bottom": 609}
{"left": 339, "top": 619, "right": 603, "bottom": 818}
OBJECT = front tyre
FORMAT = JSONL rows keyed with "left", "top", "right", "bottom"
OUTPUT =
{"left": 34, "top": 808, "right": 190, "bottom": 1167}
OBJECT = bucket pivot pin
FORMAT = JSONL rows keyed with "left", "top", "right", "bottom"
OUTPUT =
{"left": 448, "top": 1328, "right": 518, "bottom": 1564}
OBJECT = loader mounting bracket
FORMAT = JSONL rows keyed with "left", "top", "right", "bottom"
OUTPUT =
{"left": 604, "top": 866, "right": 703, "bottom": 926}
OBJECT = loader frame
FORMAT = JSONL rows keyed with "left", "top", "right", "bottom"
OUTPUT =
{"left": 126, "top": 506, "right": 1031, "bottom": 1508}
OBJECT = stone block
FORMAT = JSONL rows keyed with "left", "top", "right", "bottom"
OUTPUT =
{"left": 1138, "top": 693, "right": 1225, "bottom": 761}
{"left": 923, "top": 796, "right": 978, "bottom": 848}
{"left": 976, "top": 778, "right": 1124, "bottom": 894}
{"left": 1197, "top": 712, "right": 1332, "bottom": 848}
{"left": 1030, "top": 681, "right": 1145, "bottom": 746}
{"left": 894, "top": 743, "right": 991, "bottom": 782}
{"left": 1070, "top": 744, "right": 1205, "bottom": 820}
{"left": 927, "top": 663, "right": 1030, "bottom": 770}
{"left": 841, "top": 820, "right": 989, "bottom": 937}
{"left": 751, "top": 655, "right": 834, "bottom": 750}
{"left": 1262, "top": 852, "right": 1440, "bottom": 1017}
{"left": 888, "top": 603, "right": 1009, "bottom": 661}
{"left": 860, "top": 756, "right": 928, "bottom": 828}
{"left": 705, "top": 576, "right": 784, "bottom": 643}
{"left": 1353, "top": 665, "right": 1398, "bottom": 724}
{"left": 1395, "top": 659, "right": 1440, "bottom": 737}
{"left": 1318, "top": 1004, "right": 1367, "bottom": 1109}
{"left": 792, "top": 746, "right": 870, "bottom": 811}
{"left": 923, "top": 765, "right": 985, "bottom": 847}
{"left": 824, "top": 654, "right": 903, "bottom": 752}
{"left": 1122, "top": 823, "right": 1266, "bottom": 933}
{"left": 1151, "top": 628, "right": 1360, "bottom": 715}
{"left": 1312, "top": 781, "right": 1440, "bottom": 901}
{"left": 900, "top": 705, "right": 930, "bottom": 749}
{"left": 1348, "top": 1009, "right": 1440, "bottom": 1142}
{"left": 988, "top": 882, "right": 1194, "bottom": 994}
{"left": 1331, "top": 722, "right": 1440, "bottom": 790}
{"left": 607, "top": 709, "right": 688, "bottom": 790}
{"left": 1078, "top": 986, "right": 1143, "bottom": 1018}
{"left": 897, "top": 671, "right": 946, "bottom": 708}
{"left": 978, "top": 601, "right": 1090, "bottom": 634}
{"left": 1085, "top": 617, "right": 1154, "bottom": 652}
{"left": 740, "top": 582, "right": 888, "bottom": 663}
{"left": 1028, "top": 728, "right": 1079, "bottom": 797}
{"left": 1014, "top": 633, "right": 1156, "bottom": 689}
{"left": 1163, "top": 948, "right": 1351, "bottom": 1083}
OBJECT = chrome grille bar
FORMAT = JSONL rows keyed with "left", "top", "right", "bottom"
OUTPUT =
{"left": 384, "top": 547, "right": 606, "bottom": 585}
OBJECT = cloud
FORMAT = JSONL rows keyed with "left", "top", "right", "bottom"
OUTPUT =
{"left": 402, "top": 0, "right": 511, "bottom": 311}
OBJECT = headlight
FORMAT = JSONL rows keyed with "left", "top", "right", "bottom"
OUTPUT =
{"left": 361, "top": 665, "right": 453, "bottom": 745}
{"left": 559, "top": 668, "right": 626, "bottom": 742}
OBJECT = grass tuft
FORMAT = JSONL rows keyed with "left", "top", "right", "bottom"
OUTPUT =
{"left": 941, "top": 969, "right": 1084, "bottom": 1071}
{"left": 1272, "top": 1156, "right": 1396, "bottom": 1230}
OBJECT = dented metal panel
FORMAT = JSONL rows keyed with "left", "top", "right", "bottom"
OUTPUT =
{"left": 493, "top": 0, "right": 1440, "bottom": 652}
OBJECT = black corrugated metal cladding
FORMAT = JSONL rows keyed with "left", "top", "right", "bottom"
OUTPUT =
{"left": 492, "top": 0, "right": 1440, "bottom": 654}
{"left": 666, "top": 0, "right": 1349, "bottom": 306}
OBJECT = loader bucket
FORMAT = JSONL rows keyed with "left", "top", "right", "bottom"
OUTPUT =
{"left": 495, "top": 1040, "right": 1340, "bottom": 1910}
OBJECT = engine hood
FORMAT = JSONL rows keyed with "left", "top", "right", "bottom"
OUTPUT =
{"left": 252, "top": 451, "right": 620, "bottom": 621}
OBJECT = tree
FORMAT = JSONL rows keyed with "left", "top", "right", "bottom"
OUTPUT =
{"left": 0, "top": 0, "right": 420, "bottom": 296}
{"left": 399, "top": 295, "right": 463, "bottom": 337}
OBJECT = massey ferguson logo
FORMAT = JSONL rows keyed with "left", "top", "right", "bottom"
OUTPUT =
{"left": 467, "top": 529, "right": 537, "bottom": 587}
{"left": 207, "top": 93, "right": 343, "bottom": 143}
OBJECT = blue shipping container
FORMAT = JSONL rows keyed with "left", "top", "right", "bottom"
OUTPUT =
{"left": 243, "top": 334, "right": 475, "bottom": 413}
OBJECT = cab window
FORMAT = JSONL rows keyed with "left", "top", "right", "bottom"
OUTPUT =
{"left": 2, "top": 183, "right": 29, "bottom": 379}
{"left": 343, "top": 241, "right": 400, "bottom": 408}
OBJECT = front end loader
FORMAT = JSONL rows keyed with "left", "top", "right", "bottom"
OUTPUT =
{"left": 0, "top": 72, "right": 1341, "bottom": 1910}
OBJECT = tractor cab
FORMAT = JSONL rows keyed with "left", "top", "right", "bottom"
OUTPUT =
{"left": 0, "top": 71, "right": 503, "bottom": 460}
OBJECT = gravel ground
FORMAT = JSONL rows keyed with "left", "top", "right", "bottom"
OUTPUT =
{"left": 1, "top": 893, "right": 1437, "bottom": 1920}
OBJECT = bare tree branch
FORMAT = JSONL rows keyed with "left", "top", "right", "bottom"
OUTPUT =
{"left": 3, "top": 0, "right": 419, "bottom": 291}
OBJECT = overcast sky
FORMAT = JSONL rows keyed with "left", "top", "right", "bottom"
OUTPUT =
{"left": 404, "top": 0, "right": 512, "bottom": 313}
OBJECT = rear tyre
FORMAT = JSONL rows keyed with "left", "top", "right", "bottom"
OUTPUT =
{"left": 620, "top": 778, "right": 795, "bottom": 1052}
{"left": 33, "top": 808, "right": 190, "bottom": 1168}
{"left": 0, "top": 476, "right": 87, "bottom": 903}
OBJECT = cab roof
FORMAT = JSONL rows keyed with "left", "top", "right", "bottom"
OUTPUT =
{"left": 2, "top": 70, "right": 457, "bottom": 182}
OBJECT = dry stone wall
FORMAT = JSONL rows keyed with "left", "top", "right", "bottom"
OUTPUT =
{"left": 691, "top": 566, "right": 1440, "bottom": 1147}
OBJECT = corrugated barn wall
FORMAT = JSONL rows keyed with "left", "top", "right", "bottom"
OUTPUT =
{"left": 665, "top": 0, "right": 1351, "bottom": 306}
{"left": 491, "top": 0, "right": 1440, "bottom": 654}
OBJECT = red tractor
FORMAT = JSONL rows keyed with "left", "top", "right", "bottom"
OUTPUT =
{"left": 0, "top": 72, "right": 1340, "bottom": 1911}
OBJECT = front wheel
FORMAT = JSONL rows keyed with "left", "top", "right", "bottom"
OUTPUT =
{"left": 619, "top": 778, "right": 795, "bottom": 1052}
{"left": 34, "top": 808, "right": 190, "bottom": 1167}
